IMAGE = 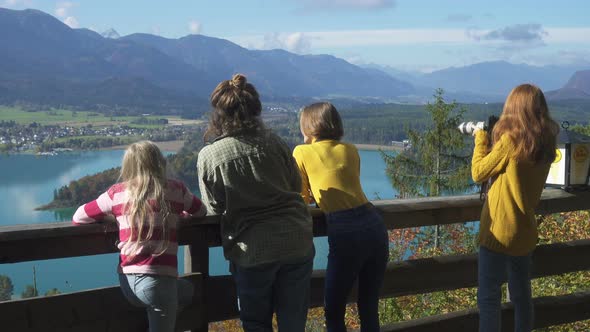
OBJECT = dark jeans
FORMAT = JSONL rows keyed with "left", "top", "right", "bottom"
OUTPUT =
{"left": 231, "top": 254, "right": 314, "bottom": 332}
{"left": 478, "top": 246, "right": 533, "bottom": 332}
{"left": 324, "top": 204, "right": 389, "bottom": 332}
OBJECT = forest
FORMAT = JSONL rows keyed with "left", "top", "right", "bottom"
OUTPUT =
{"left": 40, "top": 96, "right": 590, "bottom": 209}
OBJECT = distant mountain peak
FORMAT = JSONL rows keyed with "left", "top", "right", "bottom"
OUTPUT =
{"left": 564, "top": 70, "right": 590, "bottom": 92}
{"left": 545, "top": 70, "right": 590, "bottom": 101}
{"left": 101, "top": 28, "right": 120, "bottom": 39}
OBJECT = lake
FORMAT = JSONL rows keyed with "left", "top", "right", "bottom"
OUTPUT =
{"left": 0, "top": 149, "right": 397, "bottom": 297}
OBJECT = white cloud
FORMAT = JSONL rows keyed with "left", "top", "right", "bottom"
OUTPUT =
{"left": 152, "top": 25, "right": 162, "bottom": 36}
{"left": 344, "top": 54, "right": 365, "bottom": 65}
{"left": 231, "top": 29, "right": 470, "bottom": 50}
{"left": 509, "top": 50, "right": 590, "bottom": 67}
{"left": 188, "top": 20, "right": 201, "bottom": 34}
{"left": 259, "top": 32, "right": 312, "bottom": 54}
{"left": 470, "top": 24, "right": 547, "bottom": 43}
{"left": 446, "top": 14, "right": 472, "bottom": 22}
{"left": 544, "top": 28, "right": 590, "bottom": 43}
{"left": 229, "top": 27, "right": 590, "bottom": 50}
{"left": 63, "top": 16, "right": 79, "bottom": 28}
{"left": 55, "top": 2, "right": 80, "bottom": 29}
{"left": 55, "top": 1, "right": 74, "bottom": 18}
{"left": 297, "top": 0, "right": 395, "bottom": 10}
{"left": 1, "top": 0, "right": 31, "bottom": 8}
{"left": 55, "top": 7, "right": 68, "bottom": 18}
{"left": 283, "top": 32, "right": 312, "bottom": 53}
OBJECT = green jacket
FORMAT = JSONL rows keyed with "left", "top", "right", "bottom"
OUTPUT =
{"left": 197, "top": 129, "right": 314, "bottom": 267}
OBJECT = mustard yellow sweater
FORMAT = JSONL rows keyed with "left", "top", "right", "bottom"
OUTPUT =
{"left": 293, "top": 139, "right": 369, "bottom": 213}
{"left": 472, "top": 131, "right": 551, "bottom": 255}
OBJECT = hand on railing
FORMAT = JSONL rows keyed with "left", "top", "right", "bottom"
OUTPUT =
{"left": 179, "top": 211, "right": 212, "bottom": 224}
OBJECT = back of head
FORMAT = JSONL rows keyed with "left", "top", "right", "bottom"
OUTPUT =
{"left": 492, "top": 84, "right": 559, "bottom": 163}
{"left": 205, "top": 73, "right": 262, "bottom": 141}
{"left": 121, "top": 140, "right": 167, "bottom": 183}
{"left": 300, "top": 102, "right": 344, "bottom": 141}
{"left": 121, "top": 141, "right": 171, "bottom": 255}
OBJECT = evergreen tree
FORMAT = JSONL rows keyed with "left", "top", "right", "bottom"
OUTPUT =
{"left": 21, "top": 285, "right": 38, "bottom": 299}
{"left": 381, "top": 89, "right": 473, "bottom": 248}
{"left": 44, "top": 288, "right": 61, "bottom": 296}
{"left": 0, "top": 275, "right": 14, "bottom": 301}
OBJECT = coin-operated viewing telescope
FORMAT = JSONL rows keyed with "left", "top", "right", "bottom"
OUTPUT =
{"left": 546, "top": 122, "right": 590, "bottom": 191}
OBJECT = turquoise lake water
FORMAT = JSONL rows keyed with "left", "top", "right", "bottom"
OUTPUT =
{"left": 0, "top": 149, "right": 397, "bottom": 297}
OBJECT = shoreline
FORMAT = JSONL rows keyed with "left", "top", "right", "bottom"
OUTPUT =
{"left": 354, "top": 143, "right": 402, "bottom": 152}
{"left": 103, "top": 140, "right": 186, "bottom": 152}
{"left": 8, "top": 140, "right": 401, "bottom": 155}
{"left": 107, "top": 140, "right": 401, "bottom": 153}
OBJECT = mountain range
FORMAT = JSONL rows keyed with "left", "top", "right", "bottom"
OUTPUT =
{"left": 0, "top": 7, "right": 589, "bottom": 113}
{"left": 0, "top": 8, "right": 414, "bottom": 113}
{"left": 366, "top": 62, "right": 590, "bottom": 102}
{"left": 546, "top": 70, "right": 590, "bottom": 100}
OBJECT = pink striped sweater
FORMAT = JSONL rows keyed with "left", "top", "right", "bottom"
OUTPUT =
{"left": 72, "top": 179, "right": 206, "bottom": 277}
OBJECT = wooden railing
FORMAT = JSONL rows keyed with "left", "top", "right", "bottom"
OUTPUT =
{"left": 1, "top": 188, "right": 589, "bottom": 331}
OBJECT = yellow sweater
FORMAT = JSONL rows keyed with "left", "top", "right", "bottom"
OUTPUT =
{"left": 293, "top": 140, "right": 369, "bottom": 213}
{"left": 472, "top": 131, "right": 551, "bottom": 255}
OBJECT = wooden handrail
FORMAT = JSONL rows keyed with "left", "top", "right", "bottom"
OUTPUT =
{"left": 1, "top": 188, "right": 589, "bottom": 331}
{"left": 2, "top": 239, "right": 589, "bottom": 330}
{"left": 1, "top": 188, "right": 589, "bottom": 264}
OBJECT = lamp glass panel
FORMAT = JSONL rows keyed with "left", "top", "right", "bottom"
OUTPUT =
{"left": 546, "top": 145, "right": 566, "bottom": 185}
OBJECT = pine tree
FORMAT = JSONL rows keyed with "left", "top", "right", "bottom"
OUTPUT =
{"left": 0, "top": 275, "right": 14, "bottom": 301}
{"left": 381, "top": 89, "right": 473, "bottom": 248}
{"left": 21, "top": 285, "right": 38, "bottom": 299}
{"left": 44, "top": 288, "right": 61, "bottom": 296}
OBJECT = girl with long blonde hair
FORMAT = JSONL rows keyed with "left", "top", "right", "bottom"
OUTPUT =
{"left": 471, "top": 84, "right": 559, "bottom": 332}
{"left": 73, "top": 141, "right": 206, "bottom": 332}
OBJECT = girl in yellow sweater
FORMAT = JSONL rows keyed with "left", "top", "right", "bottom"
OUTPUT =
{"left": 471, "top": 84, "right": 559, "bottom": 332}
{"left": 293, "top": 102, "right": 389, "bottom": 332}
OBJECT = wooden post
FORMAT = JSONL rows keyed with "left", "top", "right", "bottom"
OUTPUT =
{"left": 184, "top": 232, "right": 210, "bottom": 332}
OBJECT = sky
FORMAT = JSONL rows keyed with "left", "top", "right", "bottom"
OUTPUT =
{"left": 2, "top": 0, "right": 590, "bottom": 72}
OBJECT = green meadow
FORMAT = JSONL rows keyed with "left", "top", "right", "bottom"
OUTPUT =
{"left": 0, "top": 106, "right": 201, "bottom": 128}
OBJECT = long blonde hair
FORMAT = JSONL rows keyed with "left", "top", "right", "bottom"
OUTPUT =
{"left": 492, "top": 84, "right": 559, "bottom": 163}
{"left": 204, "top": 73, "right": 262, "bottom": 142}
{"left": 120, "top": 141, "right": 171, "bottom": 255}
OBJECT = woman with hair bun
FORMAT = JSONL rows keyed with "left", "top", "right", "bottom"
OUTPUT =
{"left": 197, "top": 74, "right": 314, "bottom": 332}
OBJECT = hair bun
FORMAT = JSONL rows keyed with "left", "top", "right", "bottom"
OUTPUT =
{"left": 229, "top": 73, "right": 247, "bottom": 90}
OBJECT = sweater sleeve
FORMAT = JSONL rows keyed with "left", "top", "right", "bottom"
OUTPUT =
{"left": 471, "top": 131, "right": 511, "bottom": 183}
{"left": 182, "top": 183, "right": 207, "bottom": 217}
{"left": 293, "top": 146, "right": 314, "bottom": 205}
{"left": 72, "top": 191, "right": 113, "bottom": 224}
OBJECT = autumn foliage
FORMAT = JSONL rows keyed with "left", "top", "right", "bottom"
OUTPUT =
{"left": 209, "top": 210, "right": 589, "bottom": 331}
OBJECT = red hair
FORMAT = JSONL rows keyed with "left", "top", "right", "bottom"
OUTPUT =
{"left": 492, "top": 84, "right": 559, "bottom": 163}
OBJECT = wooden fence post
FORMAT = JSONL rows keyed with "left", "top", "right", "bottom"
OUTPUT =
{"left": 184, "top": 231, "right": 209, "bottom": 332}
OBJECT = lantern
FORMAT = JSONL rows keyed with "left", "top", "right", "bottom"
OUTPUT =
{"left": 546, "top": 123, "right": 590, "bottom": 191}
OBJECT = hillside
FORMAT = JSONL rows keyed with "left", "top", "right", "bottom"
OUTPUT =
{"left": 419, "top": 61, "right": 579, "bottom": 97}
{"left": 546, "top": 70, "right": 590, "bottom": 101}
{"left": 367, "top": 61, "right": 586, "bottom": 102}
{"left": 121, "top": 34, "right": 415, "bottom": 98}
{"left": 0, "top": 8, "right": 415, "bottom": 112}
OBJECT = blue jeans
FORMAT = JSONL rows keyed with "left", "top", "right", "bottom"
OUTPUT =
{"left": 478, "top": 246, "right": 533, "bottom": 332}
{"left": 119, "top": 274, "right": 194, "bottom": 332}
{"left": 231, "top": 254, "right": 314, "bottom": 332}
{"left": 324, "top": 204, "right": 389, "bottom": 332}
